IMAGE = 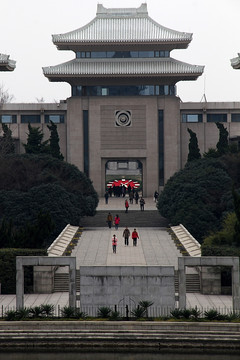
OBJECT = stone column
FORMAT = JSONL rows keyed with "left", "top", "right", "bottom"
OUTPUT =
{"left": 69, "top": 258, "right": 76, "bottom": 308}
{"left": 232, "top": 257, "right": 240, "bottom": 311}
{"left": 16, "top": 257, "right": 24, "bottom": 310}
{"left": 178, "top": 258, "right": 186, "bottom": 309}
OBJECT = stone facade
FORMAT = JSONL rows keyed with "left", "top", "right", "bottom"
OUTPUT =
{"left": 79, "top": 266, "right": 175, "bottom": 314}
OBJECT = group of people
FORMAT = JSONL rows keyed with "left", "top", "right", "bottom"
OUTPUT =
{"left": 107, "top": 213, "right": 120, "bottom": 229}
{"left": 112, "top": 227, "right": 139, "bottom": 253}
{"left": 125, "top": 196, "right": 145, "bottom": 212}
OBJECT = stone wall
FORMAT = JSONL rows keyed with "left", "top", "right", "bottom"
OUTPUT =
{"left": 79, "top": 266, "right": 175, "bottom": 312}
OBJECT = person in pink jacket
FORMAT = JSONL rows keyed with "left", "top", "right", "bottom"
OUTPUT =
{"left": 112, "top": 234, "right": 117, "bottom": 253}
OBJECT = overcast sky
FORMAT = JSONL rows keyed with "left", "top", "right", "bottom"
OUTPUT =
{"left": 1, "top": 0, "right": 240, "bottom": 103}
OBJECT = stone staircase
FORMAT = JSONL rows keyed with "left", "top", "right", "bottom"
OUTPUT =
{"left": 54, "top": 271, "right": 200, "bottom": 293}
{"left": 80, "top": 210, "right": 169, "bottom": 228}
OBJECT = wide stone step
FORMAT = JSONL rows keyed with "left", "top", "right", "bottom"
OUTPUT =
{"left": 54, "top": 272, "right": 200, "bottom": 293}
{"left": 81, "top": 210, "right": 168, "bottom": 228}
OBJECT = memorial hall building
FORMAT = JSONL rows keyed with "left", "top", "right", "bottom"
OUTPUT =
{"left": 1, "top": 4, "right": 240, "bottom": 196}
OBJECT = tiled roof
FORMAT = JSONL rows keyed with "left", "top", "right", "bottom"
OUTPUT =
{"left": 231, "top": 54, "right": 240, "bottom": 69}
{"left": 0, "top": 54, "right": 16, "bottom": 71}
{"left": 43, "top": 58, "right": 204, "bottom": 77}
{"left": 52, "top": 4, "right": 192, "bottom": 45}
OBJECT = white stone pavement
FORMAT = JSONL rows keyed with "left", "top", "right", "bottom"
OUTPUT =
{"left": 0, "top": 197, "right": 233, "bottom": 312}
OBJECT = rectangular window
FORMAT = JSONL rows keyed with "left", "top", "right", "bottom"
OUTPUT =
{"left": 231, "top": 114, "right": 240, "bottom": 122}
{"left": 182, "top": 114, "right": 203, "bottom": 123}
{"left": 102, "top": 88, "right": 108, "bottom": 96}
{"left": 21, "top": 115, "right": 40, "bottom": 123}
{"left": 1, "top": 115, "right": 17, "bottom": 123}
{"left": 44, "top": 115, "right": 64, "bottom": 123}
{"left": 91, "top": 52, "right": 106, "bottom": 58}
{"left": 207, "top": 114, "right": 227, "bottom": 122}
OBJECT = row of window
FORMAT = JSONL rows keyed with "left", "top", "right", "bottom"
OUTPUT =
{"left": 2, "top": 113, "right": 240, "bottom": 124}
{"left": 76, "top": 50, "right": 170, "bottom": 59}
{"left": 182, "top": 113, "right": 240, "bottom": 123}
{"left": 72, "top": 85, "right": 176, "bottom": 97}
{"left": 0, "top": 114, "right": 65, "bottom": 124}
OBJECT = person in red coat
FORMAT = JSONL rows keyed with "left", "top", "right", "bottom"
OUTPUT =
{"left": 132, "top": 228, "right": 139, "bottom": 246}
{"left": 114, "top": 214, "right": 120, "bottom": 230}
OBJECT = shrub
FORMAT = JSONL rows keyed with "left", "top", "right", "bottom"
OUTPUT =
{"left": 97, "top": 306, "right": 112, "bottom": 318}
{"left": 131, "top": 306, "right": 145, "bottom": 319}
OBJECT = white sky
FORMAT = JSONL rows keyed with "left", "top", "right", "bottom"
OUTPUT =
{"left": 1, "top": 0, "right": 240, "bottom": 103}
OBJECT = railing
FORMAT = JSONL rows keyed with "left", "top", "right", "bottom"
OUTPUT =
{"left": 171, "top": 224, "right": 201, "bottom": 256}
{"left": 0, "top": 304, "right": 235, "bottom": 319}
{"left": 47, "top": 224, "right": 80, "bottom": 256}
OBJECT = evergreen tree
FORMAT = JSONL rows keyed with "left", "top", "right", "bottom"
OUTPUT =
{"left": 47, "top": 120, "right": 64, "bottom": 160}
{"left": 187, "top": 128, "right": 201, "bottom": 162}
{"left": 23, "top": 123, "right": 49, "bottom": 154}
{"left": 232, "top": 187, "right": 240, "bottom": 246}
{"left": 0, "top": 123, "right": 15, "bottom": 155}
{"left": 216, "top": 122, "right": 229, "bottom": 155}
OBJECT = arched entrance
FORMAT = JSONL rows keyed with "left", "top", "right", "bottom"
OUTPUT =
{"left": 105, "top": 160, "right": 143, "bottom": 196}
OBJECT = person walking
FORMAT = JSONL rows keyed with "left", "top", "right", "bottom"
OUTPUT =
{"left": 134, "top": 191, "right": 139, "bottom": 204}
{"left": 140, "top": 197, "right": 145, "bottom": 211}
{"left": 114, "top": 214, "right": 120, "bottom": 230}
{"left": 129, "top": 191, "right": 134, "bottom": 204}
{"left": 107, "top": 212, "right": 113, "bottom": 228}
{"left": 154, "top": 190, "right": 159, "bottom": 202}
{"left": 125, "top": 199, "right": 129, "bottom": 213}
{"left": 132, "top": 228, "right": 139, "bottom": 246}
{"left": 123, "top": 226, "right": 130, "bottom": 246}
{"left": 104, "top": 190, "right": 109, "bottom": 204}
{"left": 112, "top": 234, "right": 117, "bottom": 253}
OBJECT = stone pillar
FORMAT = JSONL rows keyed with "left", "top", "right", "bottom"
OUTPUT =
{"left": 69, "top": 258, "right": 76, "bottom": 308}
{"left": 178, "top": 258, "right": 186, "bottom": 309}
{"left": 232, "top": 257, "right": 240, "bottom": 311}
{"left": 16, "top": 257, "right": 24, "bottom": 310}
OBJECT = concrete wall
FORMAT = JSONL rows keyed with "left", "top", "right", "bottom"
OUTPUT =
{"left": 33, "top": 266, "right": 55, "bottom": 293}
{"left": 79, "top": 266, "right": 175, "bottom": 311}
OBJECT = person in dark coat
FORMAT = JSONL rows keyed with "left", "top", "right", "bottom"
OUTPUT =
{"left": 125, "top": 199, "right": 129, "bottom": 213}
{"left": 140, "top": 197, "right": 145, "bottom": 211}
{"left": 123, "top": 226, "right": 130, "bottom": 246}
{"left": 107, "top": 212, "right": 113, "bottom": 228}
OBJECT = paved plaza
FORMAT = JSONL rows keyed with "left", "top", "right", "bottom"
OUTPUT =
{"left": 0, "top": 197, "right": 233, "bottom": 312}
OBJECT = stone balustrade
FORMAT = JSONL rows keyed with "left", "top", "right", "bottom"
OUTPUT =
{"left": 47, "top": 224, "right": 79, "bottom": 256}
{"left": 171, "top": 224, "right": 201, "bottom": 257}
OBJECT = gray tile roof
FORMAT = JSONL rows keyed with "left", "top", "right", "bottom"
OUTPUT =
{"left": 0, "top": 53, "right": 16, "bottom": 71}
{"left": 52, "top": 4, "right": 192, "bottom": 44}
{"left": 231, "top": 53, "right": 240, "bottom": 69}
{"left": 43, "top": 58, "right": 204, "bottom": 77}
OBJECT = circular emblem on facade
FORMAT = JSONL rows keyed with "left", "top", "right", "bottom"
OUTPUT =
{"left": 115, "top": 110, "right": 132, "bottom": 127}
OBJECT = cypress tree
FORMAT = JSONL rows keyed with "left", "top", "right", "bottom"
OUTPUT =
{"left": 0, "top": 123, "right": 15, "bottom": 155}
{"left": 23, "top": 123, "right": 49, "bottom": 154}
{"left": 47, "top": 120, "right": 64, "bottom": 160}
{"left": 216, "top": 122, "right": 229, "bottom": 155}
{"left": 187, "top": 128, "right": 201, "bottom": 162}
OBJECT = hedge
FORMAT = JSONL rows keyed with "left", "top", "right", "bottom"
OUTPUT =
{"left": 0, "top": 248, "right": 46, "bottom": 294}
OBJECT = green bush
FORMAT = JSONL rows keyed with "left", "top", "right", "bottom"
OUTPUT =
{"left": 0, "top": 154, "right": 98, "bottom": 247}
{"left": 157, "top": 157, "right": 232, "bottom": 242}
{"left": 97, "top": 306, "right": 112, "bottom": 318}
